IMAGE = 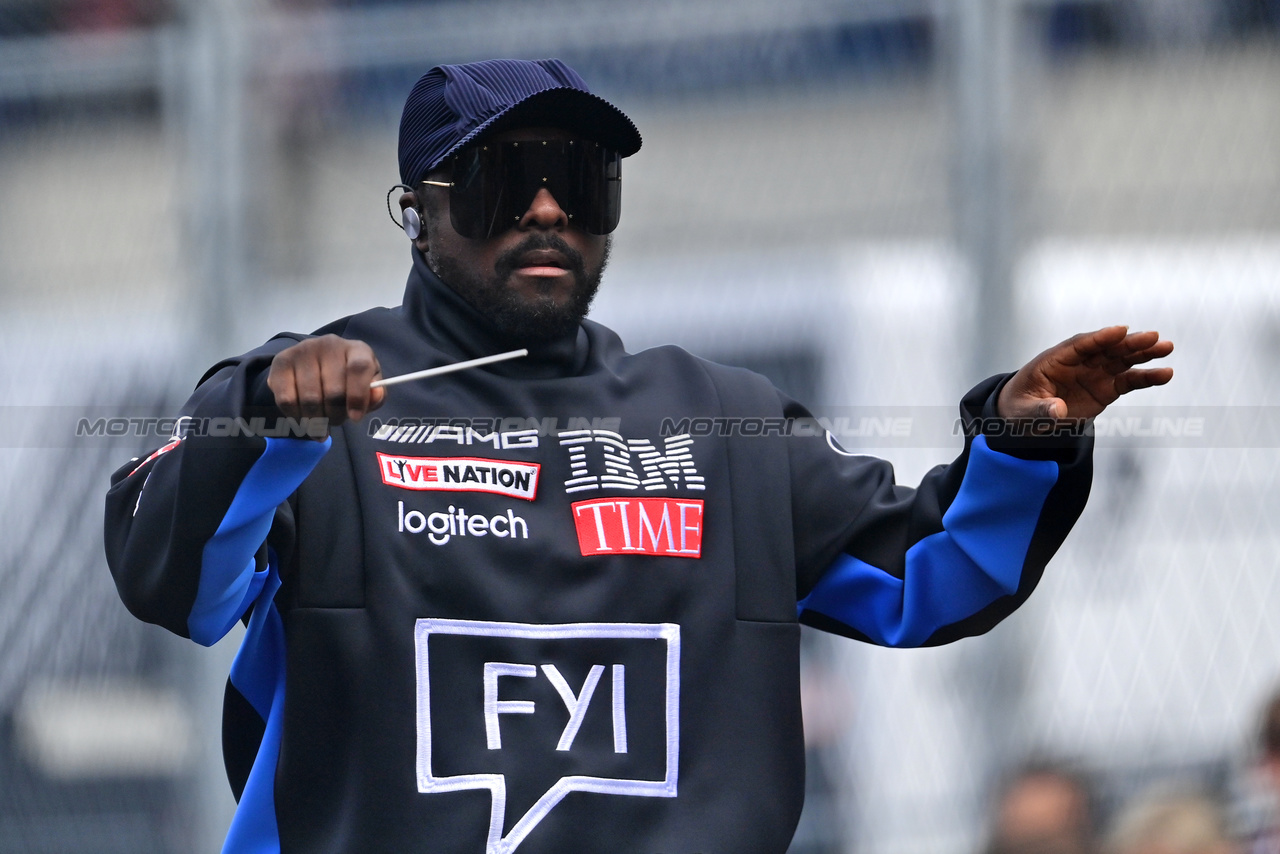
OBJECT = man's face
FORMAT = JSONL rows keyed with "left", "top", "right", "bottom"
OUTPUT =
{"left": 407, "top": 126, "right": 612, "bottom": 345}
{"left": 993, "top": 774, "right": 1092, "bottom": 854}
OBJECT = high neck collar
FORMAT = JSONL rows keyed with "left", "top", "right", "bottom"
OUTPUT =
{"left": 401, "top": 247, "right": 592, "bottom": 379}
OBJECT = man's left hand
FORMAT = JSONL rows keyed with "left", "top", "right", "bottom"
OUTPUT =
{"left": 997, "top": 325, "right": 1174, "bottom": 421}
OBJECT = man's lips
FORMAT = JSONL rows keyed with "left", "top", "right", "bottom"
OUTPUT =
{"left": 514, "top": 249, "right": 570, "bottom": 277}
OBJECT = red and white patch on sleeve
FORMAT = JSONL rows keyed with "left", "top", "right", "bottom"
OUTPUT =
{"left": 127, "top": 437, "right": 181, "bottom": 477}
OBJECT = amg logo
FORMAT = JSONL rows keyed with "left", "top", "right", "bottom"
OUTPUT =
{"left": 571, "top": 498, "right": 704, "bottom": 558}
{"left": 378, "top": 453, "right": 540, "bottom": 501}
{"left": 371, "top": 422, "right": 541, "bottom": 449}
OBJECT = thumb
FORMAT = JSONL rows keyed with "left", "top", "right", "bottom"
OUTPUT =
{"left": 1035, "top": 397, "right": 1068, "bottom": 419}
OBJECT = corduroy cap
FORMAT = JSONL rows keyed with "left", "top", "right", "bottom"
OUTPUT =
{"left": 397, "top": 58, "right": 642, "bottom": 187}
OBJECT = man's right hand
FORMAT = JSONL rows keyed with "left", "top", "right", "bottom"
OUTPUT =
{"left": 267, "top": 335, "right": 385, "bottom": 427}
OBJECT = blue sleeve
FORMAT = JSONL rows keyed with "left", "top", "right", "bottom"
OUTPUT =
{"left": 797, "top": 436, "right": 1059, "bottom": 647}
{"left": 791, "top": 374, "right": 1093, "bottom": 647}
{"left": 188, "top": 436, "right": 330, "bottom": 646}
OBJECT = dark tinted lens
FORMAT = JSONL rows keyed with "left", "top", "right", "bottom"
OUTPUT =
{"left": 574, "top": 141, "right": 621, "bottom": 235}
{"left": 444, "top": 139, "right": 622, "bottom": 239}
{"left": 446, "top": 146, "right": 506, "bottom": 240}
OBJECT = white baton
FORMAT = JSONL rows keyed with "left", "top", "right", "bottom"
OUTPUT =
{"left": 369, "top": 348, "right": 529, "bottom": 389}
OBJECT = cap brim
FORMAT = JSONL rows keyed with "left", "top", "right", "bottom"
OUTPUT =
{"left": 438, "top": 87, "right": 642, "bottom": 168}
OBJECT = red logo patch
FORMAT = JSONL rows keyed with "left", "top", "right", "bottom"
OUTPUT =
{"left": 571, "top": 498, "right": 704, "bottom": 558}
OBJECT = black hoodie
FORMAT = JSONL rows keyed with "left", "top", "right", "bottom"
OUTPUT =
{"left": 105, "top": 250, "right": 1091, "bottom": 854}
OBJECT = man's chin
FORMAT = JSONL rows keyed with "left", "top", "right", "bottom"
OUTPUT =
{"left": 507, "top": 271, "right": 576, "bottom": 300}
{"left": 487, "top": 294, "right": 588, "bottom": 345}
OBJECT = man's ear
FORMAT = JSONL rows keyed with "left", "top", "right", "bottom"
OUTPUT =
{"left": 397, "top": 191, "right": 420, "bottom": 215}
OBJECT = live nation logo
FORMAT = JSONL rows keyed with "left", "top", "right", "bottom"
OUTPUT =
{"left": 377, "top": 453, "right": 539, "bottom": 501}
{"left": 571, "top": 498, "right": 704, "bottom": 559}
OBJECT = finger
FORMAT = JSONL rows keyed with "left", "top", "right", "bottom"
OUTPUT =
{"left": 1080, "top": 330, "right": 1154, "bottom": 366}
{"left": 1096, "top": 330, "right": 1164, "bottom": 359}
{"left": 998, "top": 386, "right": 1069, "bottom": 420}
{"left": 1116, "top": 329, "right": 1160, "bottom": 349}
{"left": 344, "top": 345, "right": 379, "bottom": 421}
{"left": 1114, "top": 367, "right": 1174, "bottom": 396}
{"left": 1109, "top": 338, "right": 1174, "bottom": 369}
{"left": 1089, "top": 338, "right": 1174, "bottom": 378}
{"left": 293, "top": 349, "right": 325, "bottom": 421}
{"left": 1116, "top": 338, "right": 1172, "bottom": 361}
{"left": 268, "top": 361, "right": 300, "bottom": 419}
{"left": 1137, "top": 338, "right": 1173, "bottom": 358}
{"left": 318, "top": 347, "right": 350, "bottom": 425}
{"left": 1064, "top": 325, "right": 1130, "bottom": 364}
{"left": 1036, "top": 397, "right": 1068, "bottom": 419}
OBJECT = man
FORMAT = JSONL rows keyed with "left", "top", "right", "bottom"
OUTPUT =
{"left": 1236, "top": 687, "right": 1280, "bottom": 854}
{"left": 104, "top": 59, "right": 1172, "bottom": 853}
{"left": 984, "top": 760, "right": 1097, "bottom": 854}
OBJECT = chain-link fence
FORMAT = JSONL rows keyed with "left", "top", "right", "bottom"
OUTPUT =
{"left": 1, "top": 1, "right": 1278, "bottom": 852}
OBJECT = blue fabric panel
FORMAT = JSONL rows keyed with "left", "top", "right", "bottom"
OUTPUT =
{"left": 942, "top": 436, "right": 1061, "bottom": 583}
{"left": 188, "top": 437, "right": 330, "bottom": 646}
{"left": 222, "top": 556, "right": 287, "bottom": 853}
{"left": 798, "top": 436, "right": 1060, "bottom": 647}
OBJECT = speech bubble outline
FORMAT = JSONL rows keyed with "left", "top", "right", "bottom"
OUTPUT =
{"left": 414, "top": 618, "right": 681, "bottom": 854}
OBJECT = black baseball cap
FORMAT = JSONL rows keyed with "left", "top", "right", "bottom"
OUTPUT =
{"left": 397, "top": 58, "right": 642, "bottom": 187}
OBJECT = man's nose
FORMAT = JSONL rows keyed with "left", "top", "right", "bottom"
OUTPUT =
{"left": 518, "top": 187, "right": 570, "bottom": 230}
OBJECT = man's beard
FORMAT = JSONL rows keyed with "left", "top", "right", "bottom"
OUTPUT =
{"left": 430, "top": 233, "right": 610, "bottom": 346}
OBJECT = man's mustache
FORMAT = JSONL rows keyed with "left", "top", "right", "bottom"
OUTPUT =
{"left": 493, "top": 234, "right": 588, "bottom": 285}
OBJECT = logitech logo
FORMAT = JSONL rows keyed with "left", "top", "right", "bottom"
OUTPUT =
{"left": 397, "top": 501, "right": 529, "bottom": 545}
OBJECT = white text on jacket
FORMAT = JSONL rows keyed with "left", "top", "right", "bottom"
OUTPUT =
{"left": 398, "top": 501, "right": 529, "bottom": 546}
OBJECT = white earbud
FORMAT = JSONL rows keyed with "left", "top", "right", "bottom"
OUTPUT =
{"left": 403, "top": 206, "right": 422, "bottom": 240}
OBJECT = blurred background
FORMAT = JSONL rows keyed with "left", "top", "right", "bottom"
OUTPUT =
{"left": 1, "top": 0, "right": 1279, "bottom": 852}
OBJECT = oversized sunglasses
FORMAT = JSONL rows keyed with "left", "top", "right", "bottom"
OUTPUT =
{"left": 421, "top": 138, "right": 622, "bottom": 240}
